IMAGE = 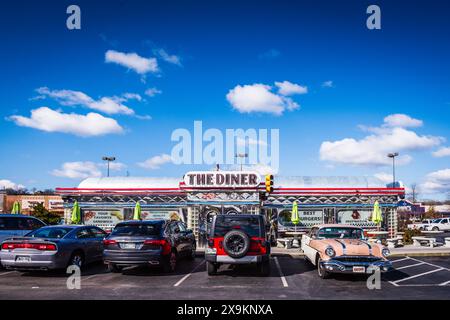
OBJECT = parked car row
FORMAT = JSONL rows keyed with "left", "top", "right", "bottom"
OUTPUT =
{"left": 0, "top": 214, "right": 393, "bottom": 279}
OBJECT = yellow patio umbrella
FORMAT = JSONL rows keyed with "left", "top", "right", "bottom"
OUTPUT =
{"left": 133, "top": 202, "right": 142, "bottom": 220}
{"left": 291, "top": 200, "right": 300, "bottom": 230}
{"left": 371, "top": 200, "right": 383, "bottom": 225}
{"left": 70, "top": 201, "right": 81, "bottom": 224}
{"left": 11, "top": 201, "right": 21, "bottom": 214}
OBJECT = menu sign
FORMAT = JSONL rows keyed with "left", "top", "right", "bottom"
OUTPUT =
{"left": 337, "top": 209, "right": 376, "bottom": 227}
{"left": 83, "top": 209, "right": 123, "bottom": 230}
{"left": 184, "top": 171, "right": 260, "bottom": 188}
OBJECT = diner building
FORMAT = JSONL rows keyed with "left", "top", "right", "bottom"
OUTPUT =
{"left": 56, "top": 171, "right": 405, "bottom": 247}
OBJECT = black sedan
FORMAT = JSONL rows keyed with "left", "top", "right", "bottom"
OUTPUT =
{"left": 103, "top": 220, "right": 196, "bottom": 273}
{"left": 0, "top": 225, "right": 107, "bottom": 271}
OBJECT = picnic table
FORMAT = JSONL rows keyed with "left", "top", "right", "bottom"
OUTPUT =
{"left": 285, "top": 231, "right": 306, "bottom": 248}
{"left": 412, "top": 230, "right": 445, "bottom": 247}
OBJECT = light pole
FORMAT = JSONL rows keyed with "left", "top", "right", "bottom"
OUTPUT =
{"left": 235, "top": 153, "right": 248, "bottom": 171}
{"left": 387, "top": 152, "right": 399, "bottom": 187}
{"left": 102, "top": 156, "right": 116, "bottom": 177}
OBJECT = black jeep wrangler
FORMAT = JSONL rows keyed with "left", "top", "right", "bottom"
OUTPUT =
{"left": 205, "top": 214, "right": 271, "bottom": 276}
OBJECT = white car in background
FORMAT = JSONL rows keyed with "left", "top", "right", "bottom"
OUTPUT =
{"left": 424, "top": 218, "right": 450, "bottom": 231}
{"left": 407, "top": 219, "right": 434, "bottom": 230}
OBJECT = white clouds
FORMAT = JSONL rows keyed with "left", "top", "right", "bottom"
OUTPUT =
{"left": 35, "top": 87, "right": 135, "bottom": 115}
{"left": 274, "top": 81, "right": 308, "bottom": 96}
{"left": 0, "top": 179, "right": 25, "bottom": 190}
{"left": 52, "top": 161, "right": 126, "bottom": 179}
{"left": 145, "top": 87, "right": 162, "bottom": 97}
{"left": 319, "top": 115, "right": 443, "bottom": 166}
{"left": 421, "top": 169, "right": 450, "bottom": 194}
{"left": 10, "top": 107, "right": 124, "bottom": 137}
{"left": 374, "top": 172, "right": 393, "bottom": 184}
{"left": 153, "top": 48, "right": 182, "bottom": 66}
{"left": 226, "top": 83, "right": 301, "bottom": 115}
{"left": 432, "top": 147, "right": 450, "bottom": 158}
{"left": 105, "top": 50, "right": 159, "bottom": 75}
{"left": 138, "top": 154, "right": 173, "bottom": 169}
{"left": 52, "top": 162, "right": 102, "bottom": 179}
{"left": 322, "top": 80, "right": 334, "bottom": 88}
{"left": 258, "top": 49, "right": 281, "bottom": 60}
{"left": 383, "top": 114, "right": 423, "bottom": 128}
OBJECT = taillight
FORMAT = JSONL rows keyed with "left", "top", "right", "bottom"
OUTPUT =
{"left": 1, "top": 242, "right": 57, "bottom": 251}
{"left": 252, "top": 238, "right": 267, "bottom": 254}
{"left": 143, "top": 239, "right": 171, "bottom": 255}
{"left": 103, "top": 239, "right": 117, "bottom": 246}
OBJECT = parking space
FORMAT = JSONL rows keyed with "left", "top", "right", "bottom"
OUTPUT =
{"left": 386, "top": 256, "right": 450, "bottom": 287}
{"left": 0, "top": 255, "right": 449, "bottom": 299}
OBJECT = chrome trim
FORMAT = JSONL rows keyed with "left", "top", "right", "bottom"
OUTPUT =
{"left": 334, "top": 239, "right": 346, "bottom": 255}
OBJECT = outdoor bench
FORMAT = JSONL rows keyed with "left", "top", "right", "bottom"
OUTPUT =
{"left": 412, "top": 236, "right": 438, "bottom": 248}
{"left": 386, "top": 236, "right": 403, "bottom": 248}
{"left": 277, "top": 238, "right": 294, "bottom": 249}
{"left": 445, "top": 237, "right": 450, "bottom": 248}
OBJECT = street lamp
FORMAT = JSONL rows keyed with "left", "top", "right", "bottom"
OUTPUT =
{"left": 387, "top": 152, "right": 399, "bottom": 187}
{"left": 102, "top": 156, "right": 116, "bottom": 177}
{"left": 235, "top": 153, "right": 248, "bottom": 171}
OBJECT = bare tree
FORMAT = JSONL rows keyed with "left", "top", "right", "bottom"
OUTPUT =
{"left": 409, "top": 183, "right": 419, "bottom": 203}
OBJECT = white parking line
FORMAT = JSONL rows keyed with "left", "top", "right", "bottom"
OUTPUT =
{"left": 408, "top": 257, "right": 450, "bottom": 271}
{"left": 391, "top": 268, "right": 444, "bottom": 285}
{"left": 173, "top": 260, "right": 205, "bottom": 287}
{"left": 390, "top": 257, "right": 412, "bottom": 263}
{"left": 0, "top": 271, "right": 16, "bottom": 276}
{"left": 273, "top": 257, "right": 288, "bottom": 288}
{"left": 439, "top": 280, "right": 450, "bottom": 286}
{"left": 395, "top": 262, "right": 425, "bottom": 270}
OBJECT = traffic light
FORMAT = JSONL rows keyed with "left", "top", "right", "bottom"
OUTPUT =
{"left": 265, "top": 174, "right": 274, "bottom": 193}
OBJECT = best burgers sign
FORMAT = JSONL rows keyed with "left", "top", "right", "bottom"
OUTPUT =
{"left": 183, "top": 171, "right": 261, "bottom": 188}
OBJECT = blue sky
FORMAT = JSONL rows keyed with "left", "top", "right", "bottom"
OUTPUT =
{"left": 1, "top": 0, "right": 450, "bottom": 199}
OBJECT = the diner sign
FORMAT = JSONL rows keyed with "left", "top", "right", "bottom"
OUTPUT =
{"left": 184, "top": 171, "right": 260, "bottom": 188}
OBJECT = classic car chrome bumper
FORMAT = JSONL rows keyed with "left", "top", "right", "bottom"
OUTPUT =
{"left": 319, "top": 258, "right": 392, "bottom": 274}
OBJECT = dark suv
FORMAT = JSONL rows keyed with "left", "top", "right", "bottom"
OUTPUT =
{"left": 103, "top": 220, "right": 196, "bottom": 273}
{"left": 205, "top": 214, "right": 270, "bottom": 276}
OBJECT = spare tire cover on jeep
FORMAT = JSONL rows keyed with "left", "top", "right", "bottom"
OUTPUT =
{"left": 223, "top": 230, "right": 250, "bottom": 258}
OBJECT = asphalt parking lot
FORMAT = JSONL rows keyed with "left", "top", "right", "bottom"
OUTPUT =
{"left": 0, "top": 254, "right": 449, "bottom": 300}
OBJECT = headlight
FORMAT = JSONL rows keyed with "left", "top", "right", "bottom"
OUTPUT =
{"left": 325, "top": 247, "right": 335, "bottom": 257}
{"left": 382, "top": 248, "right": 390, "bottom": 257}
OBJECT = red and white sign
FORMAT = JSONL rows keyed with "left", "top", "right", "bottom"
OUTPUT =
{"left": 183, "top": 171, "right": 260, "bottom": 188}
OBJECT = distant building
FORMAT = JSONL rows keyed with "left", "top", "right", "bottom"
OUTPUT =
{"left": 2, "top": 194, "right": 64, "bottom": 216}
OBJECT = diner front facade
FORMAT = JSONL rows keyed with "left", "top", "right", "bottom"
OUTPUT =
{"left": 56, "top": 172, "right": 405, "bottom": 247}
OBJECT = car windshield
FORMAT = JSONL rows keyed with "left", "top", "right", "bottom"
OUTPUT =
{"left": 213, "top": 216, "right": 261, "bottom": 237}
{"left": 317, "top": 227, "right": 364, "bottom": 239}
{"left": 111, "top": 223, "right": 161, "bottom": 236}
{"left": 27, "top": 227, "right": 72, "bottom": 239}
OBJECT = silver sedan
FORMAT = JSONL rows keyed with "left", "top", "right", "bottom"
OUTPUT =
{"left": 0, "top": 225, "right": 107, "bottom": 271}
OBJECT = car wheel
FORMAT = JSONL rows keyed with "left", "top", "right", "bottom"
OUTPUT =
{"left": 432, "top": 227, "right": 439, "bottom": 231}
{"left": 187, "top": 243, "right": 196, "bottom": 260}
{"left": 68, "top": 251, "right": 84, "bottom": 269}
{"left": 207, "top": 261, "right": 218, "bottom": 275}
{"left": 162, "top": 251, "right": 177, "bottom": 273}
{"left": 317, "top": 257, "right": 330, "bottom": 279}
{"left": 107, "top": 263, "right": 122, "bottom": 273}
{"left": 258, "top": 260, "right": 271, "bottom": 277}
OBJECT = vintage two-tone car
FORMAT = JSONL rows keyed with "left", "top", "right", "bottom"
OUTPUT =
{"left": 301, "top": 224, "right": 392, "bottom": 279}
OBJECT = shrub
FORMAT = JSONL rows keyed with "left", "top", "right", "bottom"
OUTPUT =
{"left": 403, "top": 229, "right": 421, "bottom": 245}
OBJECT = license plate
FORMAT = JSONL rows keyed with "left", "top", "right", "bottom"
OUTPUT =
{"left": 353, "top": 266, "right": 365, "bottom": 273}
{"left": 16, "top": 256, "right": 31, "bottom": 262}
{"left": 120, "top": 243, "right": 136, "bottom": 249}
